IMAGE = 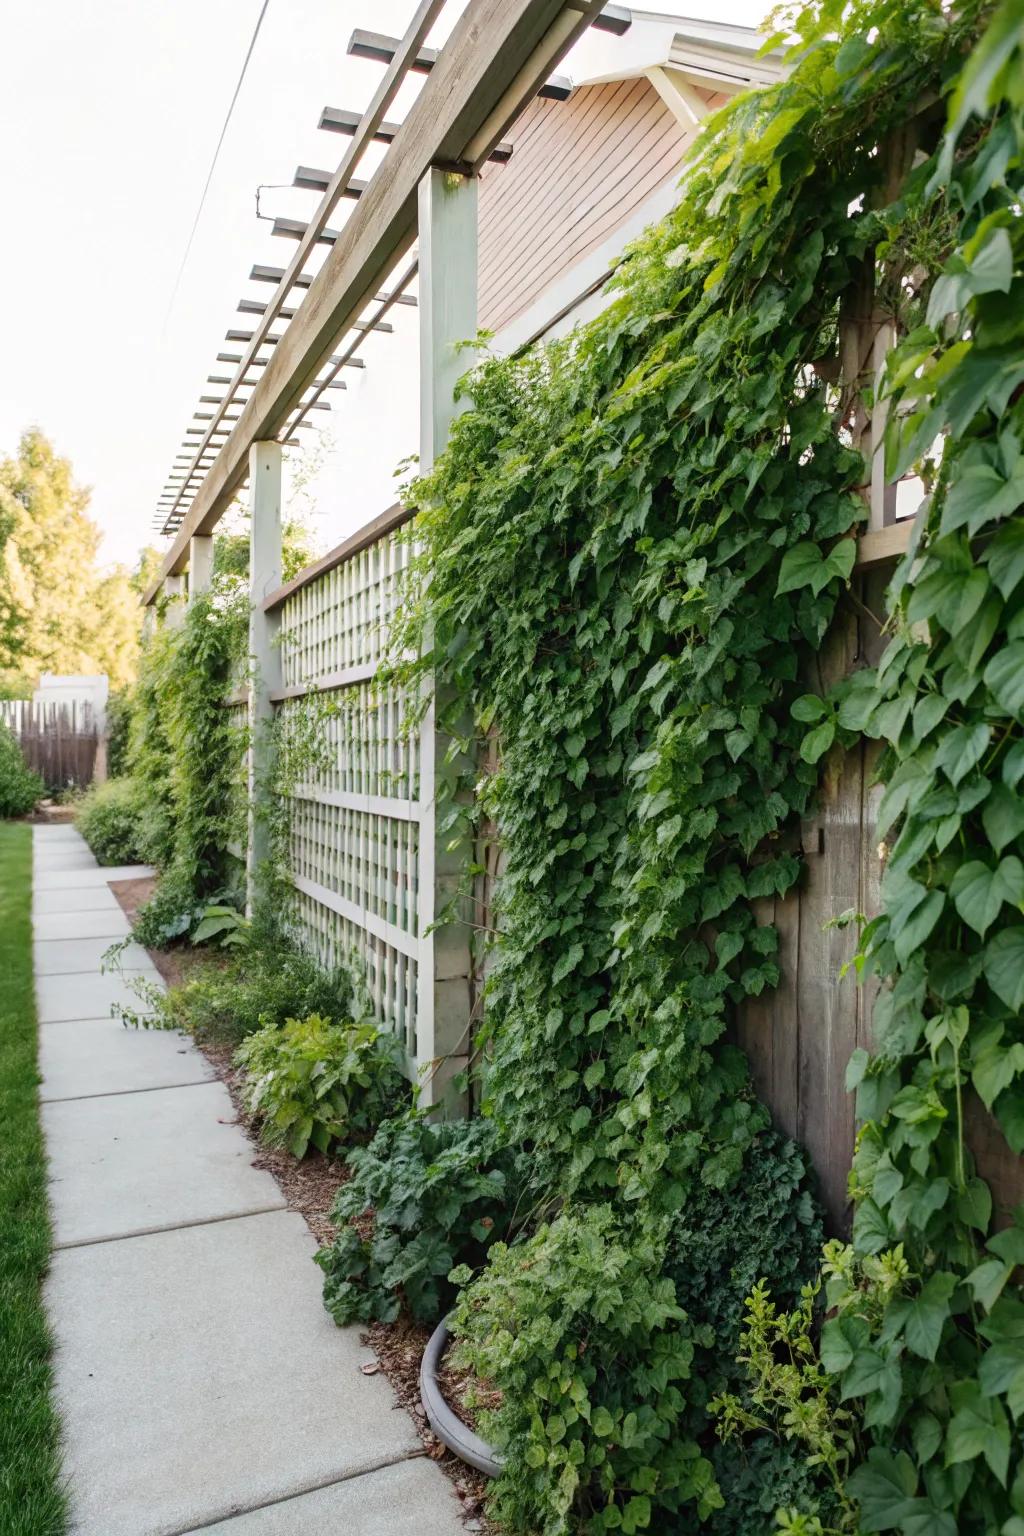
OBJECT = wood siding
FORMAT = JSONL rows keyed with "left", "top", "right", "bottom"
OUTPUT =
{"left": 477, "top": 77, "right": 695, "bottom": 335}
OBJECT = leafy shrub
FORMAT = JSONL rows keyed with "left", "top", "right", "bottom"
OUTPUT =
{"left": 449, "top": 1207, "right": 722, "bottom": 1536}
{"left": 125, "top": 931, "right": 357, "bottom": 1046}
{"left": 105, "top": 687, "right": 133, "bottom": 778}
{"left": 710, "top": 1279, "right": 858, "bottom": 1534}
{"left": 710, "top": 1435, "right": 844, "bottom": 1536}
{"left": 0, "top": 723, "right": 42, "bottom": 818}
{"left": 76, "top": 777, "right": 147, "bottom": 864}
{"left": 667, "top": 1131, "right": 823, "bottom": 1360}
{"left": 316, "top": 1112, "right": 524, "bottom": 1324}
{"left": 662, "top": 1133, "right": 832, "bottom": 1535}
{"left": 234, "top": 1013, "right": 406, "bottom": 1158}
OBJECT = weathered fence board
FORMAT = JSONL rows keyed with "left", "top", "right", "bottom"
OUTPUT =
{"left": 737, "top": 568, "right": 1024, "bottom": 1232}
{"left": 0, "top": 700, "right": 99, "bottom": 791}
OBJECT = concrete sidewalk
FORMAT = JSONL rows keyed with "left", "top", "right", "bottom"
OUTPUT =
{"left": 35, "top": 825, "right": 465, "bottom": 1536}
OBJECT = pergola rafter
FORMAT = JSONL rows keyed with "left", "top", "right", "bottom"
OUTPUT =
{"left": 146, "top": 0, "right": 623, "bottom": 591}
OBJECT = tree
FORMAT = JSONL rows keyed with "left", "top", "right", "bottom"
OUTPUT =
{"left": 0, "top": 428, "right": 154, "bottom": 692}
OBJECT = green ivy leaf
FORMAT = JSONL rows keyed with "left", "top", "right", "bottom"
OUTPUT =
{"left": 801, "top": 719, "right": 836, "bottom": 763}
{"left": 982, "top": 783, "right": 1024, "bottom": 854}
{"left": 792, "top": 694, "right": 828, "bottom": 722}
{"left": 984, "top": 927, "right": 1024, "bottom": 1011}
{"left": 854, "top": 1197, "right": 891, "bottom": 1256}
{"left": 984, "top": 642, "right": 1024, "bottom": 715}
{"left": 846, "top": 1447, "right": 917, "bottom": 1531}
{"left": 946, "top": 1380, "right": 1011, "bottom": 1485}
{"left": 934, "top": 724, "right": 991, "bottom": 786}
{"left": 950, "top": 857, "right": 1024, "bottom": 936}
{"left": 903, "top": 1272, "right": 958, "bottom": 1361}
{"left": 985, "top": 520, "right": 1024, "bottom": 600}
{"left": 972, "top": 1036, "right": 1024, "bottom": 1112}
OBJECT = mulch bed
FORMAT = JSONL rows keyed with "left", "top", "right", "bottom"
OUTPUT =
{"left": 107, "top": 876, "right": 498, "bottom": 1530}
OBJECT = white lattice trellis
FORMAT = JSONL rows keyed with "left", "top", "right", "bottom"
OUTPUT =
{"left": 273, "top": 522, "right": 425, "bottom": 1061}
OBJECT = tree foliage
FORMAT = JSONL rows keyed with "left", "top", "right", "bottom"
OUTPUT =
{"left": 0, "top": 428, "right": 154, "bottom": 690}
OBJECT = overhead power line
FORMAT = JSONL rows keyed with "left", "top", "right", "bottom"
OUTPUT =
{"left": 162, "top": 0, "right": 272, "bottom": 329}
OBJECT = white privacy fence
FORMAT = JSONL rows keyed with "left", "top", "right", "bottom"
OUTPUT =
{"left": 259, "top": 508, "right": 442, "bottom": 1075}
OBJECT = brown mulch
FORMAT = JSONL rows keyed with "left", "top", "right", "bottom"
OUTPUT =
{"left": 365, "top": 1317, "right": 495, "bottom": 1531}
{"left": 108, "top": 877, "right": 497, "bottom": 1530}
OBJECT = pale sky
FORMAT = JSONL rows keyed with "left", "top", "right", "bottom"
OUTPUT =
{"left": 0, "top": 1, "right": 768, "bottom": 574}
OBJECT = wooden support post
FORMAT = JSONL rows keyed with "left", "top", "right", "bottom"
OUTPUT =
{"left": 246, "top": 442, "right": 283, "bottom": 916}
{"left": 189, "top": 534, "right": 214, "bottom": 600}
{"left": 416, "top": 167, "right": 478, "bottom": 1108}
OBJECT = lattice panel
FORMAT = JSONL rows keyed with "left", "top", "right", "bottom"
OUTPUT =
{"left": 268, "top": 522, "right": 426, "bottom": 1063}
{"left": 289, "top": 799, "right": 420, "bottom": 939}
{"left": 277, "top": 687, "right": 419, "bottom": 801}
{"left": 278, "top": 528, "right": 411, "bottom": 687}
{"left": 287, "top": 885, "right": 419, "bottom": 1058}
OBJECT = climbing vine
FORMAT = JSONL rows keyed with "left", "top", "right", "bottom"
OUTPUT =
{"left": 130, "top": 585, "right": 248, "bottom": 944}
{"left": 794, "top": 9, "right": 1024, "bottom": 1532}
{"left": 382, "top": 1, "right": 1022, "bottom": 1530}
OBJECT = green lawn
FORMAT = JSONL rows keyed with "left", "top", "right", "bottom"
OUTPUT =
{"left": 0, "top": 822, "right": 67, "bottom": 1533}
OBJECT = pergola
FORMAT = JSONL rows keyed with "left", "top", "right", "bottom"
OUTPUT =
{"left": 144, "top": 0, "right": 632, "bottom": 589}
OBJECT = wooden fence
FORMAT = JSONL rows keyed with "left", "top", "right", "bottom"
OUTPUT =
{"left": 0, "top": 699, "right": 100, "bottom": 791}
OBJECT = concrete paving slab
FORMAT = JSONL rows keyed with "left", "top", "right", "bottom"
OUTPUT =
{"left": 39, "top": 1019, "right": 214, "bottom": 1102}
{"left": 33, "top": 852, "right": 98, "bottom": 874}
{"left": 47, "top": 1210, "right": 420, "bottom": 1536}
{"left": 35, "top": 969, "right": 160, "bottom": 1024}
{"left": 43, "top": 1081, "right": 286, "bottom": 1245}
{"left": 33, "top": 864, "right": 154, "bottom": 890}
{"left": 184, "top": 1456, "right": 466, "bottom": 1534}
{"left": 33, "top": 908, "right": 132, "bottom": 942}
{"left": 32, "top": 886, "right": 123, "bottom": 915}
{"left": 33, "top": 937, "right": 155, "bottom": 976}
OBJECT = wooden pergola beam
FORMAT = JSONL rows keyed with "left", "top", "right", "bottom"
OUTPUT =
{"left": 144, "top": 0, "right": 609, "bottom": 602}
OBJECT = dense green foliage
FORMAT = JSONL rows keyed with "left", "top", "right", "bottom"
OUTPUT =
{"left": 450, "top": 1206, "right": 720, "bottom": 1536}
{"left": 104, "top": 688, "right": 133, "bottom": 779}
{"left": 783, "top": 9, "right": 1024, "bottom": 1530}
{"left": 76, "top": 777, "right": 148, "bottom": 864}
{"left": 127, "top": 588, "right": 246, "bottom": 945}
{"left": 317, "top": 1113, "right": 524, "bottom": 1324}
{"left": 712, "top": 1275, "right": 856, "bottom": 1534}
{"left": 0, "top": 824, "right": 67, "bottom": 1534}
{"left": 235, "top": 1013, "right": 406, "bottom": 1159}
{"left": 380, "top": 1, "right": 1023, "bottom": 1530}
{"left": 116, "top": 925, "right": 356, "bottom": 1045}
{"left": 0, "top": 722, "right": 41, "bottom": 818}
{"left": 666, "top": 1131, "right": 822, "bottom": 1358}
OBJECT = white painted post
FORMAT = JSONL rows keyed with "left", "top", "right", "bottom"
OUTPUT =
{"left": 246, "top": 441, "right": 283, "bottom": 916}
{"left": 189, "top": 534, "right": 214, "bottom": 600}
{"left": 416, "top": 167, "right": 478, "bottom": 1108}
{"left": 162, "top": 574, "right": 185, "bottom": 628}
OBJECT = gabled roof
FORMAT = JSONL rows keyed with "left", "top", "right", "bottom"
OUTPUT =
{"left": 572, "top": 8, "right": 783, "bottom": 95}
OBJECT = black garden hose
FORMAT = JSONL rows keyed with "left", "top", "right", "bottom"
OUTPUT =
{"left": 419, "top": 1315, "right": 503, "bottom": 1478}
